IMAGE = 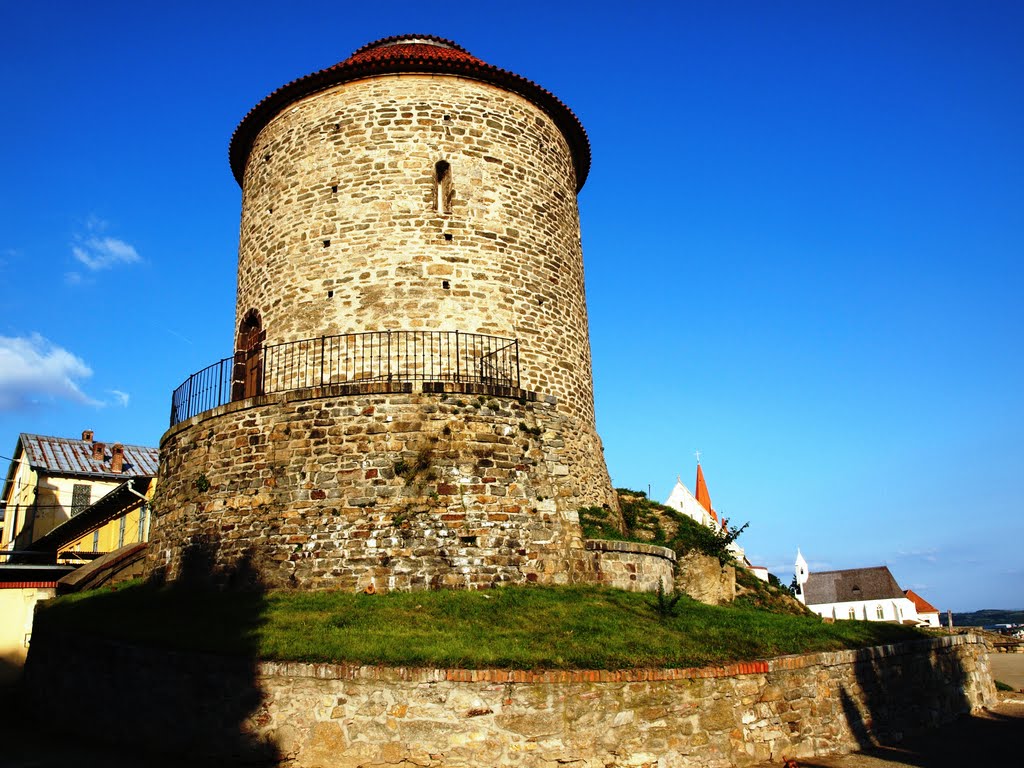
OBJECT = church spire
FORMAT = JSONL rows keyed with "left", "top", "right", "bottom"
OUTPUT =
{"left": 794, "top": 549, "right": 809, "bottom": 603}
{"left": 695, "top": 463, "right": 718, "bottom": 523}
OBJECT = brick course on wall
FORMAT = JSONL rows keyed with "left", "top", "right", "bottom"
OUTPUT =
{"left": 148, "top": 383, "right": 618, "bottom": 590}
{"left": 24, "top": 632, "right": 995, "bottom": 767}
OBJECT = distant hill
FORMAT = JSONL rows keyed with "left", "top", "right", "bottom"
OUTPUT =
{"left": 953, "top": 609, "right": 1024, "bottom": 627}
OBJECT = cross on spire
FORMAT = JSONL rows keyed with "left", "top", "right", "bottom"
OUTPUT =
{"left": 694, "top": 449, "right": 702, "bottom": 465}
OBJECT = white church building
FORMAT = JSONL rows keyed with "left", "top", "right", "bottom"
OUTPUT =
{"left": 794, "top": 550, "right": 939, "bottom": 626}
{"left": 663, "top": 463, "right": 760, "bottom": 576}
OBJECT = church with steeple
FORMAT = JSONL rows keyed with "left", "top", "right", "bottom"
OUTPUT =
{"left": 663, "top": 459, "right": 761, "bottom": 575}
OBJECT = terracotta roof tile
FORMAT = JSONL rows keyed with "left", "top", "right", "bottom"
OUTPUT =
{"left": 694, "top": 463, "right": 718, "bottom": 522}
{"left": 904, "top": 589, "right": 939, "bottom": 614}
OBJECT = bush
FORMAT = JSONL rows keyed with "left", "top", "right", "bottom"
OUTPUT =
{"left": 582, "top": 490, "right": 748, "bottom": 566}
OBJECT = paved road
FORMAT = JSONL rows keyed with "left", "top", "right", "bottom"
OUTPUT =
{"left": 989, "top": 651, "right": 1024, "bottom": 691}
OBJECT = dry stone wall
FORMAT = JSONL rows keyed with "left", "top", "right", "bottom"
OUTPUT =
{"left": 25, "top": 632, "right": 995, "bottom": 767}
{"left": 148, "top": 384, "right": 617, "bottom": 590}
{"left": 237, "top": 75, "right": 597, "bottom": 430}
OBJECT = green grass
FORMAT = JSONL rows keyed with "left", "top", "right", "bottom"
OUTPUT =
{"left": 36, "top": 581, "right": 924, "bottom": 670}
{"left": 581, "top": 490, "right": 747, "bottom": 566}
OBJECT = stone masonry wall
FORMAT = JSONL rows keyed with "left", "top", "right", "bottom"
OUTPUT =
{"left": 148, "top": 384, "right": 618, "bottom": 590}
{"left": 25, "top": 633, "right": 995, "bottom": 767}
{"left": 237, "top": 75, "right": 597, "bottom": 432}
{"left": 585, "top": 539, "right": 676, "bottom": 593}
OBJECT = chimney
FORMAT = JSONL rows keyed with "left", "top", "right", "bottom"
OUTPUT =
{"left": 110, "top": 443, "right": 125, "bottom": 474}
{"left": 82, "top": 429, "right": 94, "bottom": 442}
{"left": 92, "top": 441, "right": 106, "bottom": 461}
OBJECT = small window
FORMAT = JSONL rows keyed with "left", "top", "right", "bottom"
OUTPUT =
{"left": 92, "top": 529, "right": 100, "bottom": 552}
{"left": 118, "top": 514, "right": 127, "bottom": 548}
{"left": 435, "top": 160, "right": 453, "bottom": 215}
{"left": 875, "top": 605, "right": 884, "bottom": 620}
{"left": 848, "top": 607, "right": 856, "bottom": 620}
{"left": 71, "top": 484, "right": 91, "bottom": 517}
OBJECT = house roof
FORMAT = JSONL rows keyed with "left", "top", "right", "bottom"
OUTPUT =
{"left": 803, "top": 566, "right": 907, "bottom": 605}
{"left": 905, "top": 589, "right": 940, "bottom": 614}
{"left": 228, "top": 34, "right": 591, "bottom": 191}
{"left": 27, "top": 477, "right": 152, "bottom": 553}
{"left": 17, "top": 433, "right": 158, "bottom": 479}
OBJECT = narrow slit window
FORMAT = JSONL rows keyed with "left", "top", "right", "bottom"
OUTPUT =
{"left": 435, "top": 160, "right": 453, "bottom": 215}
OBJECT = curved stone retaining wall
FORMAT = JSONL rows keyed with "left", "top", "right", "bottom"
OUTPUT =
{"left": 148, "top": 382, "right": 618, "bottom": 590}
{"left": 585, "top": 539, "right": 676, "bottom": 592}
{"left": 25, "top": 633, "right": 994, "bottom": 767}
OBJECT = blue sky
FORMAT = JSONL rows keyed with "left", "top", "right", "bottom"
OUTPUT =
{"left": 1, "top": 1, "right": 1021, "bottom": 611}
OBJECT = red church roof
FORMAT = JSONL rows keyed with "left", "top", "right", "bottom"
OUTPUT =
{"left": 229, "top": 34, "right": 591, "bottom": 190}
{"left": 904, "top": 589, "right": 939, "bottom": 614}
{"left": 695, "top": 463, "right": 718, "bottom": 523}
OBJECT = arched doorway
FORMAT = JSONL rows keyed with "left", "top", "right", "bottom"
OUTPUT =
{"left": 233, "top": 309, "right": 265, "bottom": 400}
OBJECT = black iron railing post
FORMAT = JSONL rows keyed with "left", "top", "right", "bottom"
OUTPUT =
{"left": 387, "top": 330, "right": 392, "bottom": 381}
{"left": 320, "top": 336, "right": 325, "bottom": 386}
{"left": 185, "top": 374, "right": 194, "bottom": 420}
{"left": 515, "top": 340, "right": 520, "bottom": 388}
{"left": 217, "top": 359, "right": 224, "bottom": 406}
{"left": 455, "top": 330, "right": 460, "bottom": 382}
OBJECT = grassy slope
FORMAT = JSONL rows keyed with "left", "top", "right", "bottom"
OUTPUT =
{"left": 585, "top": 489, "right": 809, "bottom": 615}
{"left": 37, "top": 581, "right": 922, "bottom": 670}
{"left": 581, "top": 490, "right": 748, "bottom": 565}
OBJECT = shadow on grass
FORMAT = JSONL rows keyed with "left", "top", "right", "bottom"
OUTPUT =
{"left": 21, "top": 535, "right": 280, "bottom": 766}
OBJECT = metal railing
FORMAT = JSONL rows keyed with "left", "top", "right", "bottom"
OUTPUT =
{"left": 170, "top": 330, "right": 520, "bottom": 426}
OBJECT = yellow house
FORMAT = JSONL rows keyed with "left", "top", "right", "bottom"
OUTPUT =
{"left": 1, "top": 430, "right": 158, "bottom": 551}
{"left": 35, "top": 477, "right": 157, "bottom": 560}
{"left": 1, "top": 431, "right": 158, "bottom": 683}
{"left": 0, "top": 580, "right": 57, "bottom": 684}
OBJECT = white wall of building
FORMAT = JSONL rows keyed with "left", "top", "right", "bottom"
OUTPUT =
{"left": 807, "top": 596, "right": 921, "bottom": 624}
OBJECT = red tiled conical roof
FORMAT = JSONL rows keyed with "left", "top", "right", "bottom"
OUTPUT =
{"left": 695, "top": 463, "right": 718, "bottom": 523}
{"left": 229, "top": 35, "right": 590, "bottom": 190}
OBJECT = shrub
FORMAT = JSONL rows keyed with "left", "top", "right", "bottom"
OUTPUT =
{"left": 582, "top": 490, "right": 749, "bottom": 566}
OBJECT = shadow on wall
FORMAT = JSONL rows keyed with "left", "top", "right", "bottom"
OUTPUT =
{"left": 23, "top": 535, "right": 280, "bottom": 766}
{"left": 838, "top": 640, "right": 976, "bottom": 752}
{"left": 0, "top": 654, "right": 24, "bottom": 688}
{"left": 796, "top": 705, "right": 1022, "bottom": 768}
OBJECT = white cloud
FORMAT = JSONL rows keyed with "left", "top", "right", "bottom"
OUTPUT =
{"left": 893, "top": 548, "right": 940, "bottom": 564}
{"left": 71, "top": 218, "right": 140, "bottom": 271}
{"left": 0, "top": 334, "right": 102, "bottom": 410}
{"left": 109, "top": 389, "right": 130, "bottom": 407}
{"left": 72, "top": 237, "right": 140, "bottom": 270}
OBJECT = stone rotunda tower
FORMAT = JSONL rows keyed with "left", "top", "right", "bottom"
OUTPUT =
{"left": 148, "top": 35, "right": 620, "bottom": 590}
